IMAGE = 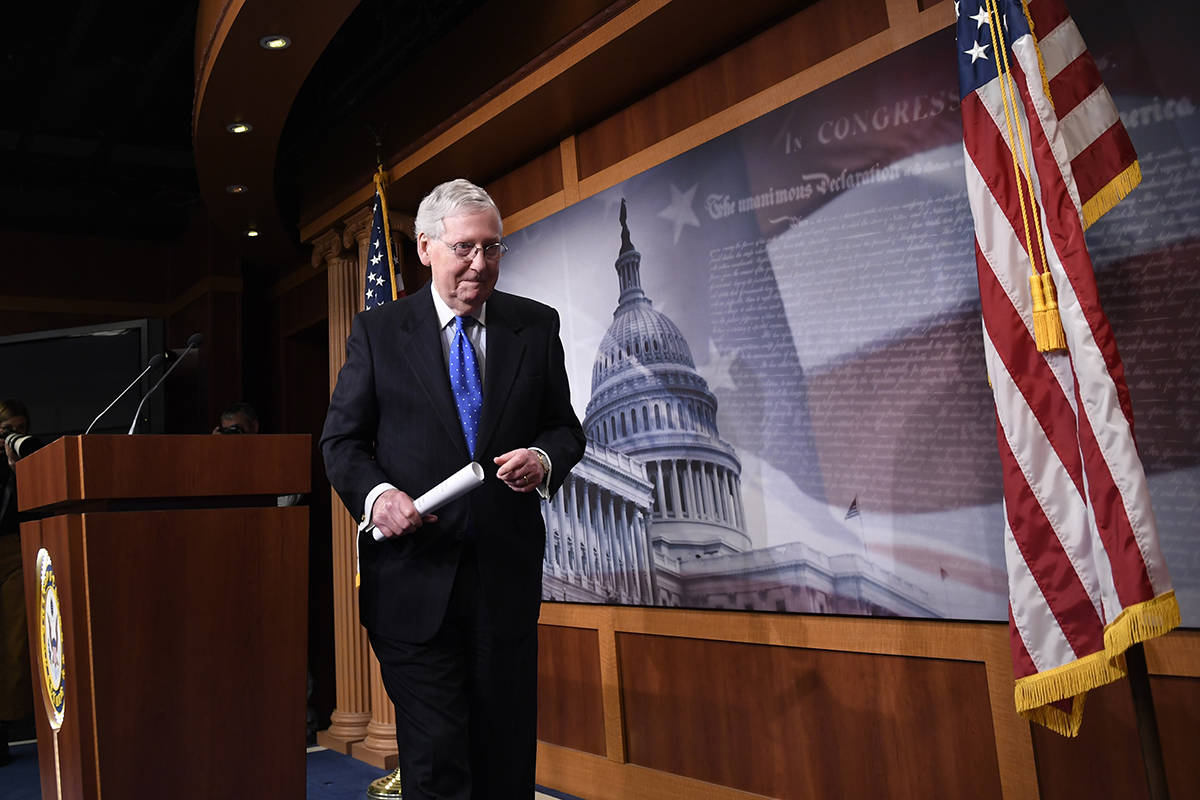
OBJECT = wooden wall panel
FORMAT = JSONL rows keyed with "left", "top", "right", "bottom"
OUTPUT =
{"left": 616, "top": 632, "right": 1003, "bottom": 799}
{"left": 538, "top": 624, "right": 608, "bottom": 756}
{"left": 576, "top": 0, "right": 888, "bottom": 179}
{"left": 1153, "top": 676, "right": 1200, "bottom": 800}
{"left": 486, "top": 147, "right": 566, "bottom": 224}
{"left": 277, "top": 268, "right": 328, "bottom": 339}
{"left": 1033, "top": 675, "right": 1200, "bottom": 800}
{"left": 84, "top": 507, "right": 308, "bottom": 798}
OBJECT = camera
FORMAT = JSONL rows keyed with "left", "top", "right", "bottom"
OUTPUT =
{"left": 4, "top": 432, "right": 42, "bottom": 461}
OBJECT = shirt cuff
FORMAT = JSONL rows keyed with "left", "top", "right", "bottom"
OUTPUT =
{"left": 530, "top": 447, "right": 552, "bottom": 500}
{"left": 360, "top": 482, "right": 397, "bottom": 532}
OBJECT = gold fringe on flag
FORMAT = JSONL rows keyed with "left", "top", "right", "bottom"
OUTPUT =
{"left": 1021, "top": 694, "right": 1087, "bottom": 738}
{"left": 1082, "top": 161, "right": 1143, "bottom": 230}
{"left": 1103, "top": 590, "right": 1182, "bottom": 659}
{"left": 1013, "top": 590, "right": 1181, "bottom": 736}
{"left": 1015, "top": 648, "right": 1125, "bottom": 736}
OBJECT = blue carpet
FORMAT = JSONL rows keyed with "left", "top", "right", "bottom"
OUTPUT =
{"left": 305, "top": 747, "right": 391, "bottom": 799}
{"left": 1, "top": 742, "right": 585, "bottom": 799}
{"left": 1, "top": 742, "right": 39, "bottom": 800}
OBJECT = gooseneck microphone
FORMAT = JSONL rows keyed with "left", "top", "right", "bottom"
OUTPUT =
{"left": 84, "top": 352, "right": 166, "bottom": 435}
{"left": 127, "top": 333, "right": 204, "bottom": 434}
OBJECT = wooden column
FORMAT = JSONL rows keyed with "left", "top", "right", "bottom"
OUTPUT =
{"left": 339, "top": 210, "right": 401, "bottom": 769}
{"left": 351, "top": 654, "right": 400, "bottom": 769}
{"left": 315, "top": 227, "right": 373, "bottom": 754}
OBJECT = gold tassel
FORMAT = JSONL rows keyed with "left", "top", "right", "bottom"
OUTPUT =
{"left": 1029, "top": 272, "right": 1048, "bottom": 349}
{"left": 1038, "top": 271, "right": 1068, "bottom": 352}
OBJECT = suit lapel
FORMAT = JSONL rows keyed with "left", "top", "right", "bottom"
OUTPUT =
{"left": 476, "top": 293, "right": 526, "bottom": 457}
{"left": 395, "top": 285, "right": 471, "bottom": 458}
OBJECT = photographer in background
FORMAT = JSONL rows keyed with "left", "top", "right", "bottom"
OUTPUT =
{"left": 1, "top": 399, "right": 36, "bottom": 766}
{"left": 212, "top": 401, "right": 260, "bottom": 436}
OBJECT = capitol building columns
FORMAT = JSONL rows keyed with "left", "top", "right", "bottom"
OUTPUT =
{"left": 541, "top": 443, "right": 654, "bottom": 604}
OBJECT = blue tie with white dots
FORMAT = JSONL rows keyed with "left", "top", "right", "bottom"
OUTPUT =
{"left": 449, "top": 316, "right": 483, "bottom": 457}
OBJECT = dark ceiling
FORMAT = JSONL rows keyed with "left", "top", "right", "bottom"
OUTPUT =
{"left": 3, "top": 0, "right": 806, "bottom": 261}
{"left": 0, "top": 2, "right": 199, "bottom": 239}
{"left": 0, "top": 0, "right": 477, "bottom": 245}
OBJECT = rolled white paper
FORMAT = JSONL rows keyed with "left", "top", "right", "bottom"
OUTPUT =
{"left": 372, "top": 462, "right": 485, "bottom": 541}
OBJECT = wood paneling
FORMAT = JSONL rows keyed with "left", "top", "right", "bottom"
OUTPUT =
{"left": 616, "top": 631, "right": 1002, "bottom": 799}
{"left": 576, "top": 0, "right": 888, "bottom": 178}
{"left": 83, "top": 507, "right": 308, "bottom": 799}
{"left": 1033, "top": 675, "right": 1200, "bottom": 800}
{"left": 486, "top": 148, "right": 566, "bottom": 224}
{"left": 1152, "top": 676, "right": 1200, "bottom": 800}
{"left": 537, "top": 624, "right": 607, "bottom": 755}
{"left": 16, "top": 435, "right": 311, "bottom": 510}
{"left": 300, "top": 0, "right": 810, "bottom": 240}
{"left": 293, "top": 0, "right": 619, "bottom": 226}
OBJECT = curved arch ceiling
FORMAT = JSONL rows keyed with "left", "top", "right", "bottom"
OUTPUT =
{"left": 192, "top": 0, "right": 360, "bottom": 262}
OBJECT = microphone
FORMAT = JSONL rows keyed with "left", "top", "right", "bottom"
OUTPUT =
{"left": 127, "top": 333, "right": 204, "bottom": 434}
{"left": 84, "top": 353, "right": 166, "bottom": 434}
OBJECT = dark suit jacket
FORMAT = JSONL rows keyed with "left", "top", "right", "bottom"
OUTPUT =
{"left": 321, "top": 284, "right": 585, "bottom": 642}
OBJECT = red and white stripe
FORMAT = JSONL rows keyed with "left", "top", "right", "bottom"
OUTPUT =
{"left": 1026, "top": 0, "right": 1139, "bottom": 225}
{"left": 962, "top": 6, "right": 1170, "bottom": 684}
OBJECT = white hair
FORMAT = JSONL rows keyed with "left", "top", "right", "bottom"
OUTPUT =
{"left": 414, "top": 178, "right": 502, "bottom": 241}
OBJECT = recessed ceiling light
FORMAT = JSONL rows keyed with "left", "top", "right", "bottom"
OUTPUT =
{"left": 226, "top": 122, "right": 252, "bottom": 134}
{"left": 259, "top": 35, "right": 292, "bottom": 50}
{"left": 226, "top": 184, "right": 248, "bottom": 194}
{"left": 245, "top": 228, "right": 259, "bottom": 238}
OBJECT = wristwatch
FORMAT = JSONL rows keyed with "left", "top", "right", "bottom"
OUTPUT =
{"left": 532, "top": 448, "right": 550, "bottom": 479}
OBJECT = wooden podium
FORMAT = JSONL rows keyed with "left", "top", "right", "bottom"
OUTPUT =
{"left": 17, "top": 435, "right": 311, "bottom": 799}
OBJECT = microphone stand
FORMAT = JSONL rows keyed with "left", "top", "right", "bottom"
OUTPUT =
{"left": 127, "top": 335, "right": 202, "bottom": 434}
{"left": 84, "top": 353, "right": 165, "bottom": 435}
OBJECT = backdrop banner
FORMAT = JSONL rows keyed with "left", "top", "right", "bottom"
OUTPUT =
{"left": 501, "top": 4, "right": 1198, "bottom": 623}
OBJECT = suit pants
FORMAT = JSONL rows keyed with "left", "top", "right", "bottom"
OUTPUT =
{"left": 369, "top": 543, "right": 538, "bottom": 800}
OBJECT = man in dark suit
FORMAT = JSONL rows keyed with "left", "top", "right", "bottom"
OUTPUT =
{"left": 321, "top": 178, "right": 585, "bottom": 799}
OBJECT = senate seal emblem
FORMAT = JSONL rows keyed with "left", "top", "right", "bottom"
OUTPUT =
{"left": 36, "top": 548, "right": 66, "bottom": 729}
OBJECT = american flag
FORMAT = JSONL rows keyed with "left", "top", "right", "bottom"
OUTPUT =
{"left": 364, "top": 168, "right": 402, "bottom": 310}
{"left": 958, "top": 0, "right": 1179, "bottom": 735}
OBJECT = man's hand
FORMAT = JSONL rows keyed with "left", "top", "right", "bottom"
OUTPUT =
{"left": 372, "top": 488, "right": 437, "bottom": 538}
{"left": 3, "top": 438, "right": 16, "bottom": 470}
{"left": 495, "top": 448, "right": 544, "bottom": 493}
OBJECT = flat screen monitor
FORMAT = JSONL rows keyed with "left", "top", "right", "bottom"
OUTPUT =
{"left": 0, "top": 318, "right": 165, "bottom": 439}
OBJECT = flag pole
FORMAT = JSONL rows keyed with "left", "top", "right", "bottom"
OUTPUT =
{"left": 368, "top": 125, "right": 400, "bottom": 301}
{"left": 1125, "top": 643, "right": 1171, "bottom": 800}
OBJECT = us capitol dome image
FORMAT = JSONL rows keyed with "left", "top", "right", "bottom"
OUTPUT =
{"left": 540, "top": 200, "right": 937, "bottom": 617}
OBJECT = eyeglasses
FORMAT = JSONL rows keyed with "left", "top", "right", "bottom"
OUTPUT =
{"left": 442, "top": 240, "right": 508, "bottom": 261}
